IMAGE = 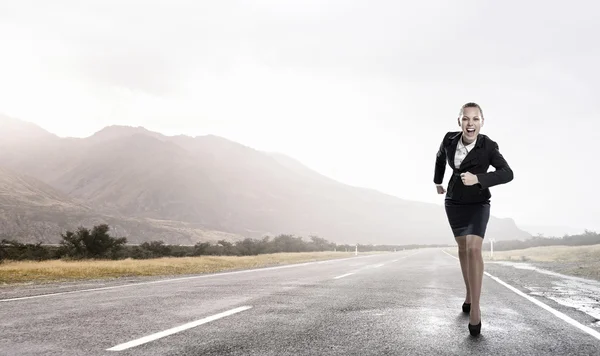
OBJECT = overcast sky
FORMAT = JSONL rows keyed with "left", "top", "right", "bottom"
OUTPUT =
{"left": 1, "top": 0, "right": 599, "bottom": 234}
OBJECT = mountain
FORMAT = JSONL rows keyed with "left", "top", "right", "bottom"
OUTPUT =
{"left": 0, "top": 165, "right": 243, "bottom": 244}
{"left": 0, "top": 116, "right": 531, "bottom": 245}
{"left": 0, "top": 114, "right": 83, "bottom": 184}
{"left": 0, "top": 114, "right": 58, "bottom": 144}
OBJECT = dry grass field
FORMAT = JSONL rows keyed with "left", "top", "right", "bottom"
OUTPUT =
{"left": 0, "top": 251, "right": 389, "bottom": 285}
{"left": 445, "top": 244, "right": 600, "bottom": 280}
{"left": 484, "top": 244, "right": 600, "bottom": 262}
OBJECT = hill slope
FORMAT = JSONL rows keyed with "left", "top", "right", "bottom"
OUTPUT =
{"left": 0, "top": 116, "right": 530, "bottom": 245}
{"left": 0, "top": 165, "right": 243, "bottom": 244}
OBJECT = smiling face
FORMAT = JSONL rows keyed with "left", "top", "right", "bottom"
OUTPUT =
{"left": 458, "top": 106, "right": 483, "bottom": 143}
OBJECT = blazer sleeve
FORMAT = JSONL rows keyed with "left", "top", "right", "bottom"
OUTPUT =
{"left": 433, "top": 134, "right": 447, "bottom": 184}
{"left": 476, "top": 141, "right": 514, "bottom": 189}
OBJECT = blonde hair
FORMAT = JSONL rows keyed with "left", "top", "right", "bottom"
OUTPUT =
{"left": 458, "top": 102, "right": 484, "bottom": 119}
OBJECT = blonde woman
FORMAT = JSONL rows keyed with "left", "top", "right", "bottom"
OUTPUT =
{"left": 434, "top": 102, "right": 514, "bottom": 336}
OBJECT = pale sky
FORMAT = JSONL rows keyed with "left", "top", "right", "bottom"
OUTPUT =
{"left": 1, "top": 0, "right": 599, "bottom": 233}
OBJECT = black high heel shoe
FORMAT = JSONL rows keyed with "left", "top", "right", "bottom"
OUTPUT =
{"left": 462, "top": 303, "right": 471, "bottom": 314}
{"left": 468, "top": 321, "right": 481, "bottom": 336}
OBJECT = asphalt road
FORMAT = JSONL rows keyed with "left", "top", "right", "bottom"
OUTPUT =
{"left": 1, "top": 248, "right": 600, "bottom": 356}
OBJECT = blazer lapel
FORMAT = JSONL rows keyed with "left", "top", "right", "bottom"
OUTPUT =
{"left": 457, "top": 134, "right": 483, "bottom": 170}
{"left": 447, "top": 132, "right": 461, "bottom": 170}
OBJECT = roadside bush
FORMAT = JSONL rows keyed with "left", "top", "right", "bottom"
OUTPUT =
{"left": 0, "top": 239, "right": 54, "bottom": 261}
{"left": 58, "top": 224, "right": 127, "bottom": 259}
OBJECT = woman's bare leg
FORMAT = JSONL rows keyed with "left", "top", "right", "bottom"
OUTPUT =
{"left": 466, "top": 234, "right": 484, "bottom": 324}
{"left": 454, "top": 235, "right": 470, "bottom": 304}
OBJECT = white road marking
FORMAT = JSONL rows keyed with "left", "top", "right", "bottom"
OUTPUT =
{"left": 0, "top": 253, "right": 386, "bottom": 303}
{"left": 106, "top": 306, "right": 252, "bottom": 351}
{"left": 336, "top": 252, "right": 421, "bottom": 278}
{"left": 442, "top": 250, "right": 457, "bottom": 260}
{"left": 441, "top": 250, "right": 600, "bottom": 341}
{"left": 390, "top": 251, "right": 421, "bottom": 263}
{"left": 334, "top": 273, "right": 355, "bottom": 279}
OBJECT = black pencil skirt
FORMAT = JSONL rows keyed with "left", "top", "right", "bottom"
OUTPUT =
{"left": 444, "top": 199, "right": 490, "bottom": 238}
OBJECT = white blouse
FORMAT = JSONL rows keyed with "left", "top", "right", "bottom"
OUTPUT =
{"left": 454, "top": 135, "right": 476, "bottom": 168}
{"left": 436, "top": 134, "right": 477, "bottom": 187}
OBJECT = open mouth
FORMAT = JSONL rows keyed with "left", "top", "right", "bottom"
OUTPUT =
{"left": 466, "top": 128, "right": 475, "bottom": 135}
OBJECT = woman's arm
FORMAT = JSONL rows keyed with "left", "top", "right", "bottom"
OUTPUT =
{"left": 434, "top": 135, "right": 447, "bottom": 185}
{"left": 476, "top": 141, "right": 513, "bottom": 189}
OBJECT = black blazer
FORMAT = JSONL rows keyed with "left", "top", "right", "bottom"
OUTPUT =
{"left": 434, "top": 131, "right": 513, "bottom": 203}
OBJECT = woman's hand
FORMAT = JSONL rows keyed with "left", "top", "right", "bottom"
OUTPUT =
{"left": 460, "top": 171, "right": 479, "bottom": 186}
{"left": 436, "top": 185, "right": 446, "bottom": 194}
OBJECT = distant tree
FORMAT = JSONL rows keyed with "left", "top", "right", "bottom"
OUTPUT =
{"left": 271, "top": 234, "right": 305, "bottom": 253}
{"left": 0, "top": 239, "right": 7, "bottom": 263}
{"left": 309, "top": 235, "right": 334, "bottom": 251}
{"left": 234, "top": 238, "right": 261, "bottom": 256}
{"left": 59, "top": 224, "right": 127, "bottom": 259}
{"left": 0, "top": 239, "right": 51, "bottom": 261}
{"left": 140, "top": 240, "right": 172, "bottom": 257}
{"left": 193, "top": 242, "right": 212, "bottom": 256}
{"left": 217, "top": 239, "right": 236, "bottom": 255}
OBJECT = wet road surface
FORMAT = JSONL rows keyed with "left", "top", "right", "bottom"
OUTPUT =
{"left": 1, "top": 248, "right": 599, "bottom": 355}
